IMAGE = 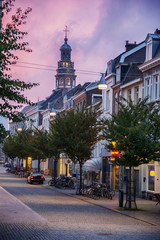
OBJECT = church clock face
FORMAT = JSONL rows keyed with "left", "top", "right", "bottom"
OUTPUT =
{"left": 66, "top": 78, "right": 71, "bottom": 86}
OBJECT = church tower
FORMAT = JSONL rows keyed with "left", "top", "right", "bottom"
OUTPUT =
{"left": 55, "top": 26, "right": 76, "bottom": 89}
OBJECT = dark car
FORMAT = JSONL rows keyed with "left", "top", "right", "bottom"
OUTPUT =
{"left": 27, "top": 173, "right": 45, "bottom": 184}
{"left": 3, "top": 162, "right": 11, "bottom": 168}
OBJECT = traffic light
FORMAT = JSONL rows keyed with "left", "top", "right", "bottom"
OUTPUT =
{"left": 111, "top": 150, "right": 120, "bottom": 158}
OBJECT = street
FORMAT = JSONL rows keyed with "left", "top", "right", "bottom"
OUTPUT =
{"left": 0, "top": 166, "right": 160, "bottom": 240}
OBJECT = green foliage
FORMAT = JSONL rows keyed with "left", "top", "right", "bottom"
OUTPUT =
{"left": 31, "top": 128, "right": 50, "bottom": 161}
{"left": 0, "top": 123, "right": 7, "bottom": 142}
{"left": 50, "top": 104, "right": 103, "bottom": 163}
{"left": 2, "top": 128, "right": 33, "bottom": 160}
{"left": 29, "top": 128, "right": 50, "bottom": 172}
{"left": 0, "top": 0, "right": 38, "bottom": 123}
{"left": 2, "top": 133, "right": 17, "bottom": 159}
{"left": 103, "top": 98, "right": 160, "bottom": 167}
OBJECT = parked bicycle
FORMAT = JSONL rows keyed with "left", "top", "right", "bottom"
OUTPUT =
{"left": 83, "top": 183, "right": 101, "bottom": 200}
{"left": 101, "top": 184, "right": 115, "bottom": 200}
{"left": 83, "top": 183, "right": 115, "bottom": 200}
{"left": 48, "top": 175, "right": 75, "bottom": 189}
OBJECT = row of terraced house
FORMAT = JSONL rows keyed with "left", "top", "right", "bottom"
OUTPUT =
{"left": 9, "top": 29, "right": 160, "bottom": 198}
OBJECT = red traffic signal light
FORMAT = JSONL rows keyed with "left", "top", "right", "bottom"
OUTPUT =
{"left": 111, "top": 150, "right": 120, "bottom": 158}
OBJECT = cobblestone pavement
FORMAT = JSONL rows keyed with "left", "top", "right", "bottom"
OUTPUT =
{"left": 0, "top": 167, "right": 160, "bottom": 240}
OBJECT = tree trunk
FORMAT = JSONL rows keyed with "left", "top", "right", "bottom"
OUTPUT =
{"left": 79, "top": 160, "right": 83, "bottom": 195}
{"left": 128, "top": 166, "right": 132, "bottom": 208}
{"left": 54, "top": 158, "right": 58, "bottom": 179}
{"left": 125, "top": 166, "right": 137, "bottom": 209}
{"left": 26, "top": 158, "right": 28, "bottom": 172}
{"left": 38, "top": 159, "right": 40, "bottom": 172}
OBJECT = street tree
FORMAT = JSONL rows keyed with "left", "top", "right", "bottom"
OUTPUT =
{"left": 2, "top": 134, "right": 17, "bottom": 167}
{"left": 14, "top": 128, "right": 33, "bottom": 168}
{"left": 3, "top": 128, "right": 33, "bottom": 170}
{"left": 102, "top": 98, "right": 160, "bottom": 208}
{"left": 50, "top": 104, "right": 102, "bottom": 194}
{"left": 30, "top": 128, "right": 50, "bottom": 173}
{"left": 0, "top": 0, "right": 38, "bottom": 136}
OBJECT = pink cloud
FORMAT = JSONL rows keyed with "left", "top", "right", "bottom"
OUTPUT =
{"left": 3, "top": 0, "right": 160, "bottom": 104}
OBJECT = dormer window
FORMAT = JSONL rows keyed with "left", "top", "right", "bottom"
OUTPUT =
{"left": 146, "top": 41, "right": 152, "bottom": 61}
{"left": 116, "top": 66, "right": 120, "bottom": 82}
{"left": 107, "top": 62, "right": 111, "bottom": 75}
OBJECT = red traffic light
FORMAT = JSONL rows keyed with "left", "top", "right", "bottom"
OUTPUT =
{"left": 111, "top": 150, "right": 120, "bottom": 158}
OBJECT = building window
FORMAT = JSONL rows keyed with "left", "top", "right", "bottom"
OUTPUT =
{"left": 92, "top": 94, "right": 102, "bottom": 104}
{"left": 146, "top": 42, "right": 152, "bottom": 61}
{"left": 106, "top": 90, "right": 110, "bottom": 111}
{"left": 115, "top": 93, "right": 118, "bottom": 114}
{"left": 127, "top": 89, "right": 132, "bottom": 102}
{"left": 144, "top": 77, "right": 151, "bottom": 101}
{"left": 148, "top": 165, "right": 155, "bottom": 191}
{"left": 119, "top": 91, "right": 122, "bottom": 104}
{"left": 107, "top": 62, "right": 111, "bottom": 75}
{"left": 59, "top": 78, "right": 64, "bottom": 86}
{"left": 116, "top": 66, "right": 120, "bottom": 82}
{"left": 134, "top": 86, "right": 139, "bottom": 104}
{"left": 153, "top": 74, "right": 159, "bottom": 100}
{"left": 60, "top": 158, "right": 67, "bottom": 175}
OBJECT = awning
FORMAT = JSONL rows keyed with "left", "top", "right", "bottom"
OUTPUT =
{"left": 83, "top": 158, "right": 101, "bottom": 173}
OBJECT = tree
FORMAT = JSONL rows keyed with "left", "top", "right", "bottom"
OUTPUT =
{"left": 102, "top": 98, "right": 160, "bottom": 208}
{"left": 14, "top": 128, "right": 33, "bottom": 169}
{"left": 2, "top": 133, "right": 17, "bottom": 167}
{"left": 50, "top": 104, "right": 102, "bottom": 194}
{"left": 3, "top": 128, "right": 33, "bottom": 170}
{"left": 30, "top": 128, "right": 50, "bottom": 172}
{"left": 0, "top": 0, "right": 38, "bottom": 135}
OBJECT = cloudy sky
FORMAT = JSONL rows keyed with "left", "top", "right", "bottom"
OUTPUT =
{"left": 4, "top": 0, "right": 160, "bottom": 103}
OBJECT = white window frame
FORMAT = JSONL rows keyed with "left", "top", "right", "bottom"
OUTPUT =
{"left": 146, "top": 41, "right": 152, "bottom": 61}
{"left": 152, "top": 73, "right": 159, "bottom": 101}
{"left": 144, "top": 76, "right": 151, "bottom": 102}
{"left": 115, "top": 93, "right": 118, "bottom": 114}
{"left": 116, "top": 66, "right": 120, "bottom": 82}
{"left": 134, "top": 86, "right": 139, "bottom": 104}
{"left": 147, "top": 164, "right": 155, "bottom": 192}
{"left": 106, "top": 90, "right": 110, "bottom": 111}
{"left": 127, "top": 89, "right": 132, "bottom": 102}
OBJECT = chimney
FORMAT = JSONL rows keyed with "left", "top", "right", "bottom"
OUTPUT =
{"left": 154, "top": 29, "right": 160, "bottom": 34}
{"left": 125, "top": 40, "right": 137, "bottom": 51}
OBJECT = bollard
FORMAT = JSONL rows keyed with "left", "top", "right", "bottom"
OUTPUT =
{"left": 119, "top": 189, "right": 124, "bottom": 207}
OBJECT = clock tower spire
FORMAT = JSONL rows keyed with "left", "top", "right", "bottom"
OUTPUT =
{"left": 55, "top": 26, "right": 76, "bottom": 89}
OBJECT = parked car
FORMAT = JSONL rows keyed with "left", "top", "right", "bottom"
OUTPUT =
{"left": 27, "top": 173, "right": 45, "bottom": 184}
{"left": 3, "top": 162, "right": 11, "bottom": 168}
{"left": 0, "top": 159, "right": 4, "bottom": 164}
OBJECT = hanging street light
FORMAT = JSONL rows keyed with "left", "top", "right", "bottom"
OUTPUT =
{"left": 98, "top": 73, "right": 107, "bottom": 90}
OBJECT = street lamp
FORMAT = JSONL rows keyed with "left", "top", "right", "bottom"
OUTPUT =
{"left": 50, "top": 112, "right": 56, "bottom": 117}
{"left": 98, "top": 73, "right": 107, "bottom": 90}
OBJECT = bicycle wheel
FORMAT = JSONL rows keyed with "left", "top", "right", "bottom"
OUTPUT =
{"left": 69, "top": 181, "right": 75, "bottom": 189}
{"left": 93, "top": 192, "right": 100, "bottom": 200}
{"left": 104, "top": 189, "right": 111, "bottom": 199}
{"left": 86, "top": 188, "right": 93, "bottom": 198}
{"left": 48, "top": 180, "right": 54, "bottom": 186}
